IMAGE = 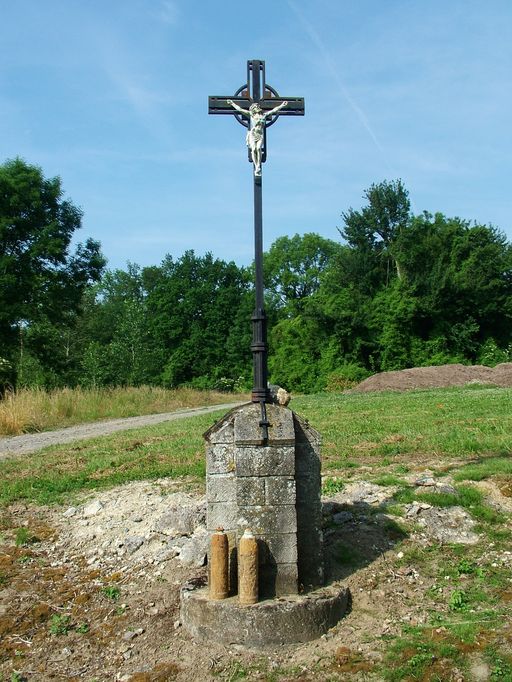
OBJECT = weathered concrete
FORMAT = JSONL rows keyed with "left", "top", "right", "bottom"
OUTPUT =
{"left": 294, "top": 414, "right": 324, "bottom": 590}
{"left": 204, "top": 403, "right": 324, "bottom": 598}
{"left": 180, "top": 584, "right": 349, "bottom": 648}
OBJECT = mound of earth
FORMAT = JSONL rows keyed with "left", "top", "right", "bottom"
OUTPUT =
{"left": 353, "top": 362, "right": 512, "bottom": 393}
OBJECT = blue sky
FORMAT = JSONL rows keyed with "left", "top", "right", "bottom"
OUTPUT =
{"left": 1, "top": 0, "right": 511, "bottom": 270}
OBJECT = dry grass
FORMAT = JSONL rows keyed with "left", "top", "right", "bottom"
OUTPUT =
{"left": 0, "top": 386, "right": 246, "bottom": 436}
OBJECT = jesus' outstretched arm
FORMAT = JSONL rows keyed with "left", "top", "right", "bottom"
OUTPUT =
{"left": 264, "top": 101, "right": 288, "bottom": 118}
{"left": 227, "top": 100, "right": 250, "bottom": 116}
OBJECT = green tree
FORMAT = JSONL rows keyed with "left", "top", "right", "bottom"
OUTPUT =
{"left": 341, "top": 179, "right": 411, "bottom": 287}
{"left": 147, "top": 251, "right": 251, "bottom": 387}
{"left": 264, "top": 233, "right": 341, "bottom": 314}
{"left": 0, "top": 158, "right": 105, "bottom": 384}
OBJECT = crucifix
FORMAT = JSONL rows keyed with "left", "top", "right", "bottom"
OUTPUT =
{"left": 209, "top": 59, "right": 304, "bottom": 438}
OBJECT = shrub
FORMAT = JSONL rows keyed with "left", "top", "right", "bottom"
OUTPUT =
{"left": 325, "top": 364, "right": 370, "bottom": 392}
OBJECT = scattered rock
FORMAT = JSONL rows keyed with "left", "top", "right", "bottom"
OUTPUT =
{"left": 176, "top": 528, "right": 209, "bottom": 567}
{"left": 406, "top": 502, "right": 432, "bottom": 517}
{"left": 332, "top": 511, "right": 354, "bottom": 525}
{"left": 434, "top": 484, "right": 457, "bottom": 495}
{"left": 469, "top": 658, "right": 491, "bottom": 682}
{"left": 415, "top": 475, "right": 436, "bottom": 487}
{"left": 83, "top": 499, "right": 104, "bottom": 517}
{"left": 63, "top": 507, "right": 77, "bottom": 518}
{"left": 156, "top": 503, "right": 205, "bottom": 535}
{"left": 408, "top": 505, "right": 479, "bottom": 544}
{"left": 123, "top": 627, "right": 144, "bottom": 641}
{"left": 268, "top": 384, "right": 291, "bottom": 406}
{"left": 327, "top": 482, "right": 394, "bottom": 506}
{"left": 124, "top": 536, "right": 144, "bottom": 554}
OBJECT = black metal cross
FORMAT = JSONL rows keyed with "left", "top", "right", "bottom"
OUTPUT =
{"left": 209, "top": 59, "right": 304, "bottom": 439}
{"left": 209, "top": 60, "right": 304, "bottom": 166}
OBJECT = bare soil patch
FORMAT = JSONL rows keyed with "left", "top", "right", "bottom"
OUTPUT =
{"left": 354, "top": 363, "right": 512, "bottom": 393}
{"left": 1, "top": 470, "right": 510, "bottom": 681}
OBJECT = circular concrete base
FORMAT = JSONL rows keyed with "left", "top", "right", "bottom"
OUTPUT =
{"left": 180, "top": 584, "right": 350, "bottom": 648}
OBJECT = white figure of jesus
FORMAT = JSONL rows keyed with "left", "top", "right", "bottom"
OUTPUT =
{"left": 226, "top": 100, "right": 288, "bottom": 176}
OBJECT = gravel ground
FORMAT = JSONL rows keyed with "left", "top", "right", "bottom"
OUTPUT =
{"left": 0, "top": 402, "right": 244, "bottom": 460}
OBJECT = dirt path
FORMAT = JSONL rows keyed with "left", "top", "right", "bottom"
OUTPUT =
{"left": 0, "top": 402, "right": 244, "bottom": 460}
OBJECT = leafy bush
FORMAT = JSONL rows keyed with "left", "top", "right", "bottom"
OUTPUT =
{"left": 324, "top": 364, "right": 370, "bottom": 392}
{"left": 478, "top": 338, "right": 512, "bottom": 366}
{"left": 0, "top": 356, "right": 15, "bottom": 395}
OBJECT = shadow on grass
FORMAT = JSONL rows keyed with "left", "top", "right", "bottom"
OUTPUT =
{"left": 322, "top": 499, "right": 408, "bottom": 583}
{"left": 441, "top": 452, "right": 512, "bottom": 482}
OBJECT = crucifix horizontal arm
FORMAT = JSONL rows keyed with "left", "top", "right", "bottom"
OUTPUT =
{"left": 208, "top": 96, "right": 305, "bottom": 117}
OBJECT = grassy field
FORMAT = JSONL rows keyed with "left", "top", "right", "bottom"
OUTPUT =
{"left": 0, "top": 384, "right": 510, "bottom": 680}
{"left": 0, "top": 385, "right": 247, "bottom": 436}
{"left": 0, "top": 384, "right": 510, "bottom": 507}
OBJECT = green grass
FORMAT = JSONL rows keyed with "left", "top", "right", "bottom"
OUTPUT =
{"left": 372, "top": 474, "right": 406, "bottom": 487}
{"left": 0, "top": 410, "right": 227, "bottom": 506}
{"left": 321, "top": 476, "right": 345, "bottom": 496}
{"left": 293, "top": 386, "right": 512, "bottom": 466}
{"left": 0, "top": 384, "right": 510, "bottom": 679}
{"left": 452, "top": 455, "right": 512, "bottom": 481}
{"left": 380, "top": 540, "right": 512, "bottom": 681}
{"left": 1, "top": 385, "right": 511, "bottom": 508}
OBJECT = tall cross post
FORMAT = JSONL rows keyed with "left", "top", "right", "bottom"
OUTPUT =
{"left": 209, "top": 60, "right": 304, "bottom": 438}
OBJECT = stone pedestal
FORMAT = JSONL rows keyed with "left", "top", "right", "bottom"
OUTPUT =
{"left": 204, "top": 402, "right": 323, "bottom": 598}
{"left": 180, "top": 402, "right": 348, "bottom": 647}
{"left": 180, "top": 584, "right": 349, "bottom": 648}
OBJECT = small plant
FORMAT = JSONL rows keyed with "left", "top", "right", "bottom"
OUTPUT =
{"left": 322, "top": 477, "right": 344, "bottom": 496}
{"left": 225, "top": 661, "right": 248, "bottom": 681}
{"left": 15, "top": 527, "right": 38, "bottom": 547}
{"left": 76, "top": 622, "right": 89, "bottom": 633}
{"left": 102, "top": 585, "right": 120, "bottom": 601}
{"left": 10, "top": 673, "right": 27, "bottom": 682}
{"left": 49, "top": 614, "right": 71, "bottom": 635}
{"left": 489, "top": 654, "right": 512, "bottom": 679}
{"left": 449, "top": 589, "right": 468, "bottom": 611}
{"left": 456, "top": 559, "right": 484, "bottom": 578}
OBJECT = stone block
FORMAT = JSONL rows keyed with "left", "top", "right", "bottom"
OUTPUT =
{"left": 234, "top": 404, "right": 295, "bottom": 446}
{"left": 207, "top": 503, "right": 238, "bottom": 532}
{"left": 274, "top": 562, "right": 299, "bottom": 597}
{"left": 295, "top": 444, "right": 321, "bottom": 477}
{"left": 256, "top": 533, "right": 298, "bottom": 565}
{"left": 206, "top": 444, "right": 236, "bottom": 475}
{"left": 237, "top": 505, "right": 297, "bottom": 535}
{"left": 257, "top": 560, "right": 299, "bottom": 598}
{"left": 236, "top": 477, "right": 265, "bottom": 506}
{"left": 206, "top": 474, "right": 236, "bottom": 504}
{"left": 265, "top": 477, "right": 296, "bottom": 506}
{"left": 293, "top": 413, "right": 321, "bottom": 447}
{"left": 297, "top": 523, "right": 324, "bottom": 590}
{"left": 205, "top": 413, "right": 236, "bottom": 444}
{"left": 267, "top": 405, "right": 296, "bottom": 446}
{"left": 296, "top": 470, "right": 322, "bottom": 496}
{"left": 236, "top": 446, "right": 295, "bottom": 477}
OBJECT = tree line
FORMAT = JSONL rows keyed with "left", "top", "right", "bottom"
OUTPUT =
{"left": 1, "top": 158, "right": 511, "bottom": 394}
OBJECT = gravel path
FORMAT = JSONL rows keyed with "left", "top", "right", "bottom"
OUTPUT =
{"left": 0, "top": 401, "right": 244, "bottom": 460}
